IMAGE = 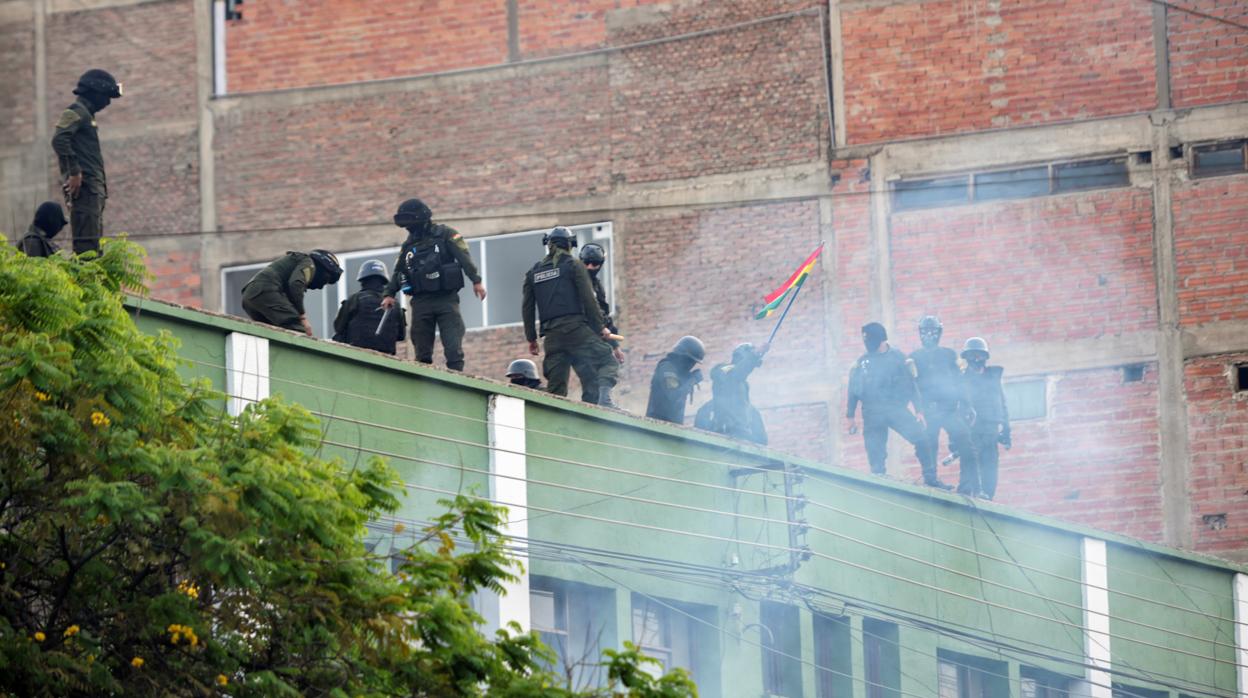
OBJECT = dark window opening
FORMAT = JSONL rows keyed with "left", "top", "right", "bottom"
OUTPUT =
{"left": 1020, "top": 665, "right": 1077, "bottom": 698}
{"left": 893, "top": 176, "right": 970, "bottom": 211}
{"left": 814, "top": 614, "right": 852, "bottom": 698}
{"left": 938, "top": 650, "right": 1009, "bottom": 698}
{"left": 1112, "top": 684, "right": 1168, "bottom": 698}
{"left": 863, "top": 618, "right": 900, "bottom": 698}
{"left": 1170, "top": 145, "right": 1184, "bottom": 160}
{"left": 760, "top": 602, "right": 803, "bottom": 698}
{"left": 975, "top": 166, "right": 1050, "bottom": 201}
{"left": 1135, "top": 151, "right": 1152, "bottom": 165}
{"left": 1123, "top": 364, "right": 1145, "bottom": 383}
{"left": 1235, "top": 364, "right": 1248, "bottom": 392}
{"left": 1053, "top": 158, "right": 1130, "bottom": 193}
{"left": 1192, "top": 141, "right": 1247, "bottom": 178}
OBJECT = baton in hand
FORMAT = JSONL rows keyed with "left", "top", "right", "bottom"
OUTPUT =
{"left": 375, "top": 306, "right": 395, "bottom": 336}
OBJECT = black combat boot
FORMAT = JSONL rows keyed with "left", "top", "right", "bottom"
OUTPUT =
{"left": 597, "top": 384, "right": 618, "bottom": 409}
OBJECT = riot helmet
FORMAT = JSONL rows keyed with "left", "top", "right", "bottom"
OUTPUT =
{"left": 579, "top": 243, "right": 606, "bottom": 266}
{"left": 961, "top": 337, "right": 990, "bottom": 368}
{"left": 670, "top": 336, "right": 706, "bottom": 364}
{"left": 393, "top": 198, "right": 432, "bottom": 230}
{"left": 506, "top": 359, "right": 541, "bottom": 388}
{"left": 732, "top": 342, "right": 757, "bottom": 365}
{"left": 542, "top": 226, "right": 576, "bottom": 250}
{"left": 308, "top": 249, "right": 343, "bottom": 290}
{"left": 73, "top": 69, "right": 122, "bottom": 112}
{"left": 356, "top": 259, "right": 389, "bottom": 284}
{"left": 918, "top": 315, "right": 943, "bottom": 348}
{"left": 862, "top": 322, "right": 888, "bottom": 353}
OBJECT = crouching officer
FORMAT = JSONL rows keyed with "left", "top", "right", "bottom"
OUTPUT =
{"left": 695, "top": 342, "right": 768, "bottom": 444}
{"left": 52, "top": 69, "right": 122, "bottom": 256}
{"left": 846, "top": 322, "right": 937, "bottom": 478}
{"left": 241, "top": 250, "right": 343, "bottom": 335}
{"left": 333, "top": 259, "right": 406, "bottom": 355}
{"left": 961, "top": 337, "right": 1010, "bottom": 499}
{"left": 577, "top": 242, "right": 625, "bottom": 403}
{"left": 380, "top": 199, "right": 485, "bottom": 371}
{"left": 522, "top": 226, "right": 620, "bottom": 406}
{"left": 19, "top": 202, "right": 68, "bottom": 257}
{"left": 506, "top": 359, "right": 542, "bottom": 389}
{"left": 908, "top": 315, "right": 966, "bottom": 491}
{"left": 646, "top": 336, "right": 705, "bottom": 424}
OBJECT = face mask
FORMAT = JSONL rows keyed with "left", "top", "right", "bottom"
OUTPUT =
{"left": 967, "top": 356, "right": 987, "bottom": 370}
{"left": 920, "top": 329, "right": 941, "bottom": 348}
{"left": 84, "top": 92, "right": 111, "bottom": 112}
{"left": 863, "top": 334, "right": 883, "bottom": 353}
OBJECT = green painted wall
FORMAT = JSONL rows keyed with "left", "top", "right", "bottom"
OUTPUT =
{"left": 127, "top": 299, "right": 1248, "bottom": 698}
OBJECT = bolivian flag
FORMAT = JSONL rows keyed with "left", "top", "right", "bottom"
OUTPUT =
{"left": 755, "top": 243, "right": 825, "bottom": 320}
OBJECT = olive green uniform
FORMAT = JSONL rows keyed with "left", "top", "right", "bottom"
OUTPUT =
{"left": 522, "top": 248, "right": 618, "bottom": 397}
{"left": 241, "top": 252, "right": 316, "bottom": 332}
{"left": 50, "top": 97, "right": 107, "bottom": 256}
{"left": 383, "top": 225, "right": 481, "bottom": 371}
{"left": 19, "top": 225, "right": 59, "bottom": 258}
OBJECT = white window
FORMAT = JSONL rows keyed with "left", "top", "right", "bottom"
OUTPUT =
{"left": 219, "top": 222, "right": 613, "bottom": 338}
{"left": 631, "top": 597, "right": 695, "bottom": 678}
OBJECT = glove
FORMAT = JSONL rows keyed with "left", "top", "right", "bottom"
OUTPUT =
{"left": 689, "top": 368, "right": 703, "bottom": 385}
{"left": 998, "top": 430, "right": 1012, "bottom": 449}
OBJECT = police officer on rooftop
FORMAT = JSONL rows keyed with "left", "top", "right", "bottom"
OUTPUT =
{"left": 960, "top": 337, "right": 1011, "bottom": 499}
{"left": 380, "top": 198, "right": 485, "bottom": 371}
{"left": 522, "top": 226, "right": 620, "bottom": 407}
{"left": 241, "top": 250, "right": 343, "bottom": 335}
{"left": 52, "top": 69, "right": 122, "bottom": 256}
{"left": 19, "top": 202, "right": 68, "bottom": 258}
{"left": 577, "top": 242, "right": 625, "bottom": 403}
{"left": 646, "top": 336, "right": 705, "bottom": 424}
{"left": 333, "top": 259, "right": 406, "bottom": 355}
{"left": 908, "top": 316, "right": 965, "bottom": 491}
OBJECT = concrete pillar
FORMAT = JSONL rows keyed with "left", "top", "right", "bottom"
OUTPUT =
{"left": 1080, "top": 537, "right": 1112, "bottom": 698}
{"left": 225, "top": 332, "right": 268, "bottom": 416}
{"left": 483, "top": 394, "right": 530, "bottom": 633}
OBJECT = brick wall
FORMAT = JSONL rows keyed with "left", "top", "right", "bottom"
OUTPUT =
{"left": 890, "top": 189, "right": 1158, "bottom": 348}
{"left": 147, "top": 248, "right": 203, "bottom": 307}
{"left": 1168, "top": 0, "right": 1248, "bottom": 108}
{"left": 0, "top": 20, "right": 35, "bottom": 148}
{"left": 839, "top": 0, "right": 1156, "bottom": 143}
{"left": 224, "top": 0, "right": 508, "bottom": 94}
{"left": 1185, "top": 354, "right": 1248, "bottom": 557}
{"left": 1172, "top": 174, "right": 1248, "bottom": 326}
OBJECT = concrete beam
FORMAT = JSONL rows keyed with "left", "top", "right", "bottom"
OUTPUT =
{"left": 47, "top": 0, "right": 165, "bottom": 13}
{"left": 826, "top": 1, "right": 847, "bottom": 147}
{"left": 1182, "top": 320, "right": 1248, "bottom": 359}
{"left": 0, "top": 1, "right": 32, "bottom": 24}
{"left": 992, "top": 332, "right": 1157, "bottom": 379}
{"left": 1151, "top": 1, "right": 1170, "bottom": 110}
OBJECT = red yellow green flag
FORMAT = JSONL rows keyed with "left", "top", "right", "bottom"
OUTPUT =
{"left": 755, "top": 243, "right": 824, "bottom": 320}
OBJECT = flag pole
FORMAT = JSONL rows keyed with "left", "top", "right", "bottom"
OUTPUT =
{"left": 766, "top": 279, "right": 805, "bottom": 347}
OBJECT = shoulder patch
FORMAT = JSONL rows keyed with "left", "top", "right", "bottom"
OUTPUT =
{"left": 54, "top": 109, "right": 81, "bottom": 130}
{"left": 301, "top": 266, "right": 314, "bottom": 282}
{"left": 533, "top": 268, "right": 560, "bottom": 283}
{"left": 449, "top": 232, "right": 462, "bottom": 240}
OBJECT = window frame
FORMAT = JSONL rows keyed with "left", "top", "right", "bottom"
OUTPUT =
{"left": 1190, "top": 140, "right": 1248, "bottom": 179}
{"left": 1003, "top": 377, "right": 1048, "bottom": 422}
{"left": 891, "top": 157, "right": 1131, "bottom": 212}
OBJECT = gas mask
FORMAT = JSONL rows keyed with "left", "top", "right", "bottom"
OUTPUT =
{"left": 919, "top": 327, "right": 942, "bottom": 349}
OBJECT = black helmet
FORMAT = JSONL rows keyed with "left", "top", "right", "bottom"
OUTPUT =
{"left": 732, "top": 342, "right": 756, "bottom": 365}
{"left": 542, "top": 226, "right": 577, "bottom": 250}
{"left": 74, "top": 69, "right": 122, "bottom": 98}
{"left": 506, "top": 359, "right": 539, "bottom": 381}
{"left": 308, "top": 249, "right": 343, "bottom": 288}
{"left": 579, "top": 243, "right": 606, "bottom": 265}
{"left": 670, "top": 336, "right": 706, "bottom": 363}
{"left": 918, "top": 315, "right": 943, "bottom": 347}
{"left": 393, "top": 198, "right": 432, "bottom": 228}
{"left": 356, "top": 259, "right": 388, "bottom": 284}
{"left": 961, "top": 337, "right": 990, "bottom": 360}
{"left": 918, "top": 315, "right": 943, "bottom": 331}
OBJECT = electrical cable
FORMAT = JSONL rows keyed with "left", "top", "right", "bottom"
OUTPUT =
{"left": 1145, "top": 0, "right": 1248, "bottom": 32}
{"left": 183, "top": 358, "right": 1248, "bottom": 619}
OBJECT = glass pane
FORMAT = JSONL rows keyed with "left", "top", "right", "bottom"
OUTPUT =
{"left": 531, "top": 590, "right": 557, "bottom": 632}
{"left": 974, "top": 166, "right": 1050, "bottom": 201}
{"left": 1053, "top": 159, "right": 1129, "bottom": 192}
{"left": 632, "top": 606, "right": 667, "bottom": 649}
{"left": 456, "top": 239, "right": 485, "bottom": 329}
{"left": 1193, "top": 144, "right": 1246, "bottom": 177}
{"left": 485, "top": 232, "right": 545, "bottom": 326}
{"left": 222, "top": 267, "right": 259, "bottom": 318}
{"left": 893, "top": 176, "right": 970, "bottom": 211}
{"left": 1004, "top": 379, "right": 1046, "bottom": 421}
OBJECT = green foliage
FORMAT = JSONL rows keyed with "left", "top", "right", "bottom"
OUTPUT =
{"left": 0, "top": 241, "right": 697, "bottom": 697}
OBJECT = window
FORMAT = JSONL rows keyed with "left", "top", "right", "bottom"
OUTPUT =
{"left": 813, "top": 613, "right": 852, "bottom": 698}
{"left": 220, "top": 223, "right": 613, "bottom": 338}
{"left": 1004, "top": 378, "right": 1046, "bottom": 421}
{"left": 1192, "top": 141, "right": 1247, "bottom": 178}
{"left": 1235, "top": 363, "right": 1248, "bottom": 392}
{"left": 892, "top": 158, "right": 1129, "bottom": 211}
{"left": 1019, "top": 666, "right": 1075, "bottom": 698}
{"left": 760, "top": 601, "right": 803, "bottom": 698}
{"left": 1111, "top": 685, "right": 1167, "bottom": 698}
{"left": 530, "top": 577, "right": 614, "bottom": 689}
{"left": 1122, "top": 364, "right": 1145, "bottom": 383}
{"left": 631, "top": 595, "right": 702, "bottom": 679}
{"left": 936, "top": 651, "right": 1008, "bottom": 698}
{"left": 863, "top": 618, "right": 900, "bottom": 698}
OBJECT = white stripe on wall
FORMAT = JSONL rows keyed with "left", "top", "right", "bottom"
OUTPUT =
{"left": 1081, "top": 537, "right": 1112, "bottom": 698}
{"left": 1235, "top": 573, "right": 1248, "bottom": 696}
{"left": 225, "top": 333, "right": 268, "bottom": 416}
{"left": 485, "top": 394, "right": 530, "bottom": 633}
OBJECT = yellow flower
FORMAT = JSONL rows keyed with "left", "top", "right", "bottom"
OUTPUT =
{"left": 216, "top": 674, "right": 228, "bottom": 686}
{"left": 131, "top": 656, "right": 144, "bottom": 668}
{"left": 393, "top": 523, "right": 405, "bottom": 534}
{"left": 90, "top": 411, "right": 110, "bottom": 427}
{"left": 34, "top": 391, "right": 50, "bottom": 402}
{"left": 33, "top": 631, "right": 45, "bottom": 642}
{"left": 63, "top": 625, "right": 79, "bottom": 638}
{"left": 87, "top": 654, "right": 95, "bottom": 664}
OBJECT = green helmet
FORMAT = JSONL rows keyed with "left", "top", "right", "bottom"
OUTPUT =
{"left": 961, "top": 337, "right": 990, "bottom": 360}
{"left": 670, "top": 336, "right": 706, "bottom": 363}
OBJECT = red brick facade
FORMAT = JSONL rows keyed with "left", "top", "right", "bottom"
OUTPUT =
{"left": 1185, "top": 355, "right": 1248, "bottom": 555}
{"left": 1173, "top": 174, "right": 1248, "bottom": 326}
{"left": 1168, "top": 0, "right": 1248, "bottom": 108}
{"left": 839, "top": 0, "right": 1156, "bottom": 143}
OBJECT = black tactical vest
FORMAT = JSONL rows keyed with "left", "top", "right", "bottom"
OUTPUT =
{"left": 531, "top": 254, "right": 582, "bottom": 324}
{"left": 403, "top": 238, "right": 464, "bottom": 295}
{"left": 346, "top": 290, "right": 398, "bottom": 354}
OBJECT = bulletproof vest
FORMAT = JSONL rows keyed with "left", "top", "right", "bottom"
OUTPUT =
{"left": 911, "top": 346, "right": 961, "bottom": 406}
{"left": 346, "top": 289, "right": 397, "bottom": 354}
{"left": 403, "top": 236, "right": 464, "bottom": 295}
{"left": 530, "top": 254, "right": 582, "bottom": 324}
{"left": 965, "top": 366, "right": 1006, "bottom": 423}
